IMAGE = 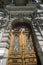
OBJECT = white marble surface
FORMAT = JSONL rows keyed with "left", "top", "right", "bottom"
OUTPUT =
{"left": 0, "top": 29, "right": 5, "bottom": 41}
{"left": 0, "top": 58, "right": 7, "bottom": 65}
{"left": 1, "top": 37, "right": 10, "bottom": 42}
{"left": 41, "top": 46, "right": 43, "bottom": 52}
{"left": 33, "top": 23, "right": 43, "bottom": 52}
{"left": 3, "top": 33, "right": 10, "bottom": 37}
{"left": 39, "top": 41, "right": 43, "bottom": 45}
{"left": 0, "top": 17, "right": 3, "bottom": 20}
{"left": 0, "top": 42, "right": 9, "bottom": 48}
{"left": 41, "top": 31, "right": 43, "bottom": 36}
{"left": 37, "top": 10, "right": 43, "bottom": 13}
{"left": 40, "top": 4, "right": 43, "bottom": 7}
{"left": 0, "top": 48, "right": 8, "bottom": 57}
{"left": 35, "top": 32, "right": 41, "bottom": 35}
{"left": 37, "top": 36, "right": 43, "bottom": 40}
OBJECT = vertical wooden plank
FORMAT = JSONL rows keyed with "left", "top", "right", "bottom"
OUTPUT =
{"left": 19, "top": 30, "right": 27, "bottom": 53}
{"left": 8, "top": 30, "right": 15, "bottom": 54}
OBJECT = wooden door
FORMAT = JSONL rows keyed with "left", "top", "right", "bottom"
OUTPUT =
{"left": 7, "top": 28, "right": 37, "bottom": 65}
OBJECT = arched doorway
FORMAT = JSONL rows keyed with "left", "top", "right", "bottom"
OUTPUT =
{"left": 7, "top": 19, "right": 38, "bottom": 65}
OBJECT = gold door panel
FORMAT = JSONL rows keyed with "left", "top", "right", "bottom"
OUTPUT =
{"left": 7, "top": 28, "right": 37, "bottom": 65}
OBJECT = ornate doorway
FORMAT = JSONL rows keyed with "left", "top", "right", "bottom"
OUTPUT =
{"left": 7, "top": 22, "right": 37, "bottom": 65}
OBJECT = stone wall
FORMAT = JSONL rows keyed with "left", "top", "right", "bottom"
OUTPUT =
{"left": 0, "top": 29, "right": 11, "bottom": 65}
